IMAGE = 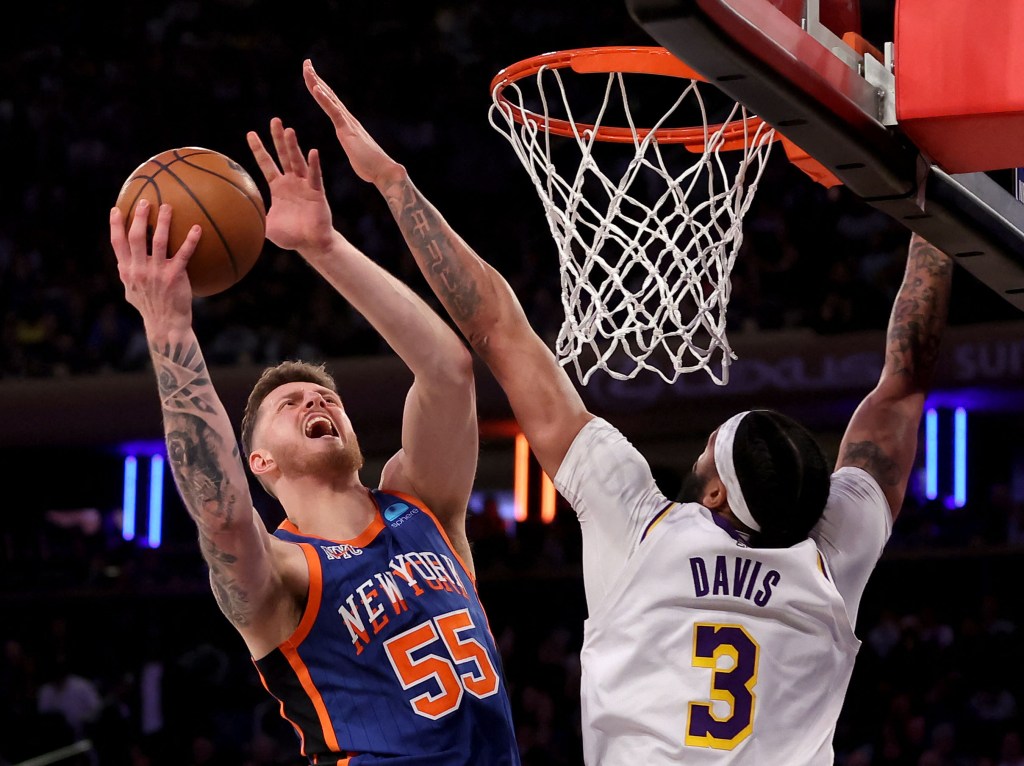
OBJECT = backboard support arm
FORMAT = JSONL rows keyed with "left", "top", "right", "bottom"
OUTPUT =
{"left": 626, "top": 0, "right": 1024, "bottom": 311}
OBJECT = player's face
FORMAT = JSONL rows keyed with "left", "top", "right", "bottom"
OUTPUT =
{"left": 255, "top": 382, "right": 364, "bottom": 477}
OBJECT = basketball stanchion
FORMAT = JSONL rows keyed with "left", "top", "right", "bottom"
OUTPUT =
{"left": 490, "top": 47, "right": 791, "bottom": 386}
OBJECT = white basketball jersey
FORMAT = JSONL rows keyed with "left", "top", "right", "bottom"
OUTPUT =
{"left": 554, "top": 417, "right": 892, "bottom": 765}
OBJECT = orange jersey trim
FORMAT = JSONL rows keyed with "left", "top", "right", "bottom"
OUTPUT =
{"left": 254, "top": 662, "right": 309, "bottom": 756}
{"left": 277, "top": 496, "right": 386, "bottom": 548}
{"left": 280, "top": 637, "right": 341, "bottom": 753}
{"left": 293, "top": 543, "right": 324, "bottom": 646}
{"left": 253, "top": 541, "right": 337, "bottom": 755}
{"left": 254, "top": 543, "right": 356, "bottom": 763}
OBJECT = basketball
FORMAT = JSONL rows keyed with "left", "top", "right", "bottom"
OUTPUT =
{"left": 115, "top": 147, "right": 267, "bottom": 297}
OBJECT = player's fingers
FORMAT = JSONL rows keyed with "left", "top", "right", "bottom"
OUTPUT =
{"left": 151, "top": 203, "right": 172, "bottom": 260}
{"left": 269, "top": 117, "right": 293, "bottom": 174}
{"left": 307, "top": 149, "right": 324, "bottom": 193}
{"left": 303, "top": 60, "right": 348, "bottom": 126}
{"left": 282, "top": 126, "right": 307, "bottom": 178}
{"left": 175, "top": 224, "right": 202, "bottom": 264}
{"left": 305, "top": 79, "right": 340, "bottom": 125}
{"left": 247, "top": 130, "right": 281, "bottom": 182}
{"left": 127, "top": 199, "right": 152, "bottom": 258}
{"left": 307, "top": 60, "right": 342, "bottom": 108}
{"left": 109, "top": 207, "right": 130, "bottom": 263}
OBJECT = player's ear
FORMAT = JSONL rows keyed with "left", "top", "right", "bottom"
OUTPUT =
{"left": 702, "top": 476, "right": 727, "bottom": 510}
{"left": 249, "top": 449, "right": 275, "bottom": 477}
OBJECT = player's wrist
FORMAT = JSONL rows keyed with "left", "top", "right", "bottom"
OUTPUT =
{"left": 143, "top": 316, "right": 194, "bottom": 347}
{"left": 296, "top": 229, "right": 353, "bottom": 265}
{"left": 374, "top": 162, "right": 409, "bottom": 195}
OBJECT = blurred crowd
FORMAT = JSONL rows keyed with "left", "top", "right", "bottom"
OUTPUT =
{"left": 7, "top": 0, "right": 1012, "bottom": 383}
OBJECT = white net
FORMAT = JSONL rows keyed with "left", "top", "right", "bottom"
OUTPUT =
{"left": 489, "top": 63, "right": 776, "bottom": 385}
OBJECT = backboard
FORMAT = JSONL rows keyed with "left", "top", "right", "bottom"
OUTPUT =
{"left": 625, "top": 0, "right": 1024, "bottom": 311}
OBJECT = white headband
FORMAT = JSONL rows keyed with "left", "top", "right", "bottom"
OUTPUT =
{"left": 714, "top": 411, "right": 761, "bottom": 533}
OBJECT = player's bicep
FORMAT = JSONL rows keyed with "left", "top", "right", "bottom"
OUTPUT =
{"left": 837, "top": 383, "right": 926, "bottom": 518}
{"left": 389, "top": 349, "right": 479, "bottom": 521}
{"left": 199, "top": 507, "right": 285, "bottom": 629}
{"left": 476, "top": 311, "right": 593, "bottom": 478}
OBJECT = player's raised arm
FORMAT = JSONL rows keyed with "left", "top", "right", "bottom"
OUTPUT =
{"left": 109, "top": 201, "right": 290, "bottom": 648}
{"left": 837, "top": 233, "right": 953, "bottom": 517}
{"left": 246, "top": 117, "right": 478, "bottom": 561}
{"left": 302, "top": 59, "right": 593, "bottom": 479}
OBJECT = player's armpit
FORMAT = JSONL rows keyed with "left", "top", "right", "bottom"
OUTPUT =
{"left": 837, "top": 439, "right": 900, "bottom": 491}
{"left": 205, "top": 521, "right": 308, "bottom": 657}
{"left": 836, "top": 388, "right": 925, "bottom": 518}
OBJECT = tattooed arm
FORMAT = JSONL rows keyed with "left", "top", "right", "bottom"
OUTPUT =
{"left": 110, "top": 201, "right": 303, "bottom": 656}
{"left": 303, "top": 60, "right": 593, "bottom": 479}
{"left": 837, "top": 233, "right": 953, "bottom": 518}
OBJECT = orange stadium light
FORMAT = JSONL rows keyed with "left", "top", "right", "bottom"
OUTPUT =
{"left": 512, "top": 431, "right": 558, "bottom": 524}
{"left": 514, "top": 432, "right": 530, "bottom": 522}
{"left": 540, "top": 471, "right": 556, "bottom": 523}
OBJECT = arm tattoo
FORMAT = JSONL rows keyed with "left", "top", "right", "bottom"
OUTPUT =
{"left": 151, "top": 340, "right": 241, "bottom": 530}
{"left": 150, "top": 339, "right": 251, "bottom": 621}
{"left": 841, "top": 440, "right": 901, "bottom": 489}
{"left": 200, "top": 532, "right": 252, "bottom": 626}
{"left": 384, "top": 181, "right": 481, "bottom": 322}
{"left": 846, "top": 239, "right": 951, "bottom": 496}
{"left": 164, "top": 413, "right": 241, "bottom": 530}
{"left": 884, "top": 237, "right": 953, "bottom": 387}
{"left": 152, "top": 340, "right": 217, "bottom": 414}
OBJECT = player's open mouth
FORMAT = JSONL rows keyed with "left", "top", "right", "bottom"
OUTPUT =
{"left": 304, "top": 415, "right": 339, "bottom": 439}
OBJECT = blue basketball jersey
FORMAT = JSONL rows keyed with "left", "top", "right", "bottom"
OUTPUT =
{"left": 253, "top": 490, "right": 520, "bottom": 765}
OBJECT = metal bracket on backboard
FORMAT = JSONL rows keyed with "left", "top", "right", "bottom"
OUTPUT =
{"left": 802, "top": 0, "right": 860, "bottom": 70}
{"left": 867, "top": 44, "right": 897, "bottom": 126}
{"left": 872, "top": 42, "right": 897, "bottom": 125}
{"left": 801, "top": 0, "right": 896, "bottom": 126}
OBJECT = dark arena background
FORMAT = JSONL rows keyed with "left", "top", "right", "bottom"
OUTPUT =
{"left": 3, "top": 2, "right": 1024, "bottom": 765}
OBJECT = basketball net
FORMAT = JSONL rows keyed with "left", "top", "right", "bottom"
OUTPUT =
{"left": 489, "top": 48, "right": 776, "bottom": 385}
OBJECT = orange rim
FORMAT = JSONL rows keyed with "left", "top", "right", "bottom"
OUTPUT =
{"left": 490, "top": 46, "right": 772, "bottom": 150}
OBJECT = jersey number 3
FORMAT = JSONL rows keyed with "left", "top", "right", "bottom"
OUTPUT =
{"left": 384, "top": 608, "right": 500, "bottom": 719}
{"left": 685, "top": 622, "right": 760, "bottom": 750}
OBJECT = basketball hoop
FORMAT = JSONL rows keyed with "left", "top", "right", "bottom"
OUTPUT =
{"left": 489, "top": 46, "right": 778, "bottom": 385}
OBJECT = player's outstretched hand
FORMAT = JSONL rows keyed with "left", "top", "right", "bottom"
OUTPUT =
{"left": 303, "top": 59, "right": 406, "bottom": 189}
{"left": 247, "top": 118, "right": 335, "bottom": 255}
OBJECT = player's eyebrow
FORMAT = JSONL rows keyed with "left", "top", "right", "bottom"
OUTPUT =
{"left": 272, "top": 387, "right": 339, "bottom": 405}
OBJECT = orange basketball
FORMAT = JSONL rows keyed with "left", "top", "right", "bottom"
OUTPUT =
{"left": 115, "top": 147, "right": 267, "bottom": 297}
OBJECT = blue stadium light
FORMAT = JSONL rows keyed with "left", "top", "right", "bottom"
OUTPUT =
{"left": 925, "top": 408, "right": 938, "bottom": 500}
{"left": 120, "top": 442, "right": 167, "bottom": 548}
{"left": 148, "top": 454, "right": 165, "bottom": 548}
{"left": 122, "top": 455, "right": 138, "bottom": 541}
{"left": 953, "top": 407, "right": 967, "bottom": 508}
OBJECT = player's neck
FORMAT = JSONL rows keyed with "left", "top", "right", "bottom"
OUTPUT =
{"left": 279, "top": 479, "right": 377, "bottom": 541}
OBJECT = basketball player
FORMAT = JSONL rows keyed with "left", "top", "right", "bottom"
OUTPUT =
{"left": 302, "top": 58, "right": 954, "bottom": 764}
{"left": 108, "top": 117, "right": 520, "bottom": 764}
